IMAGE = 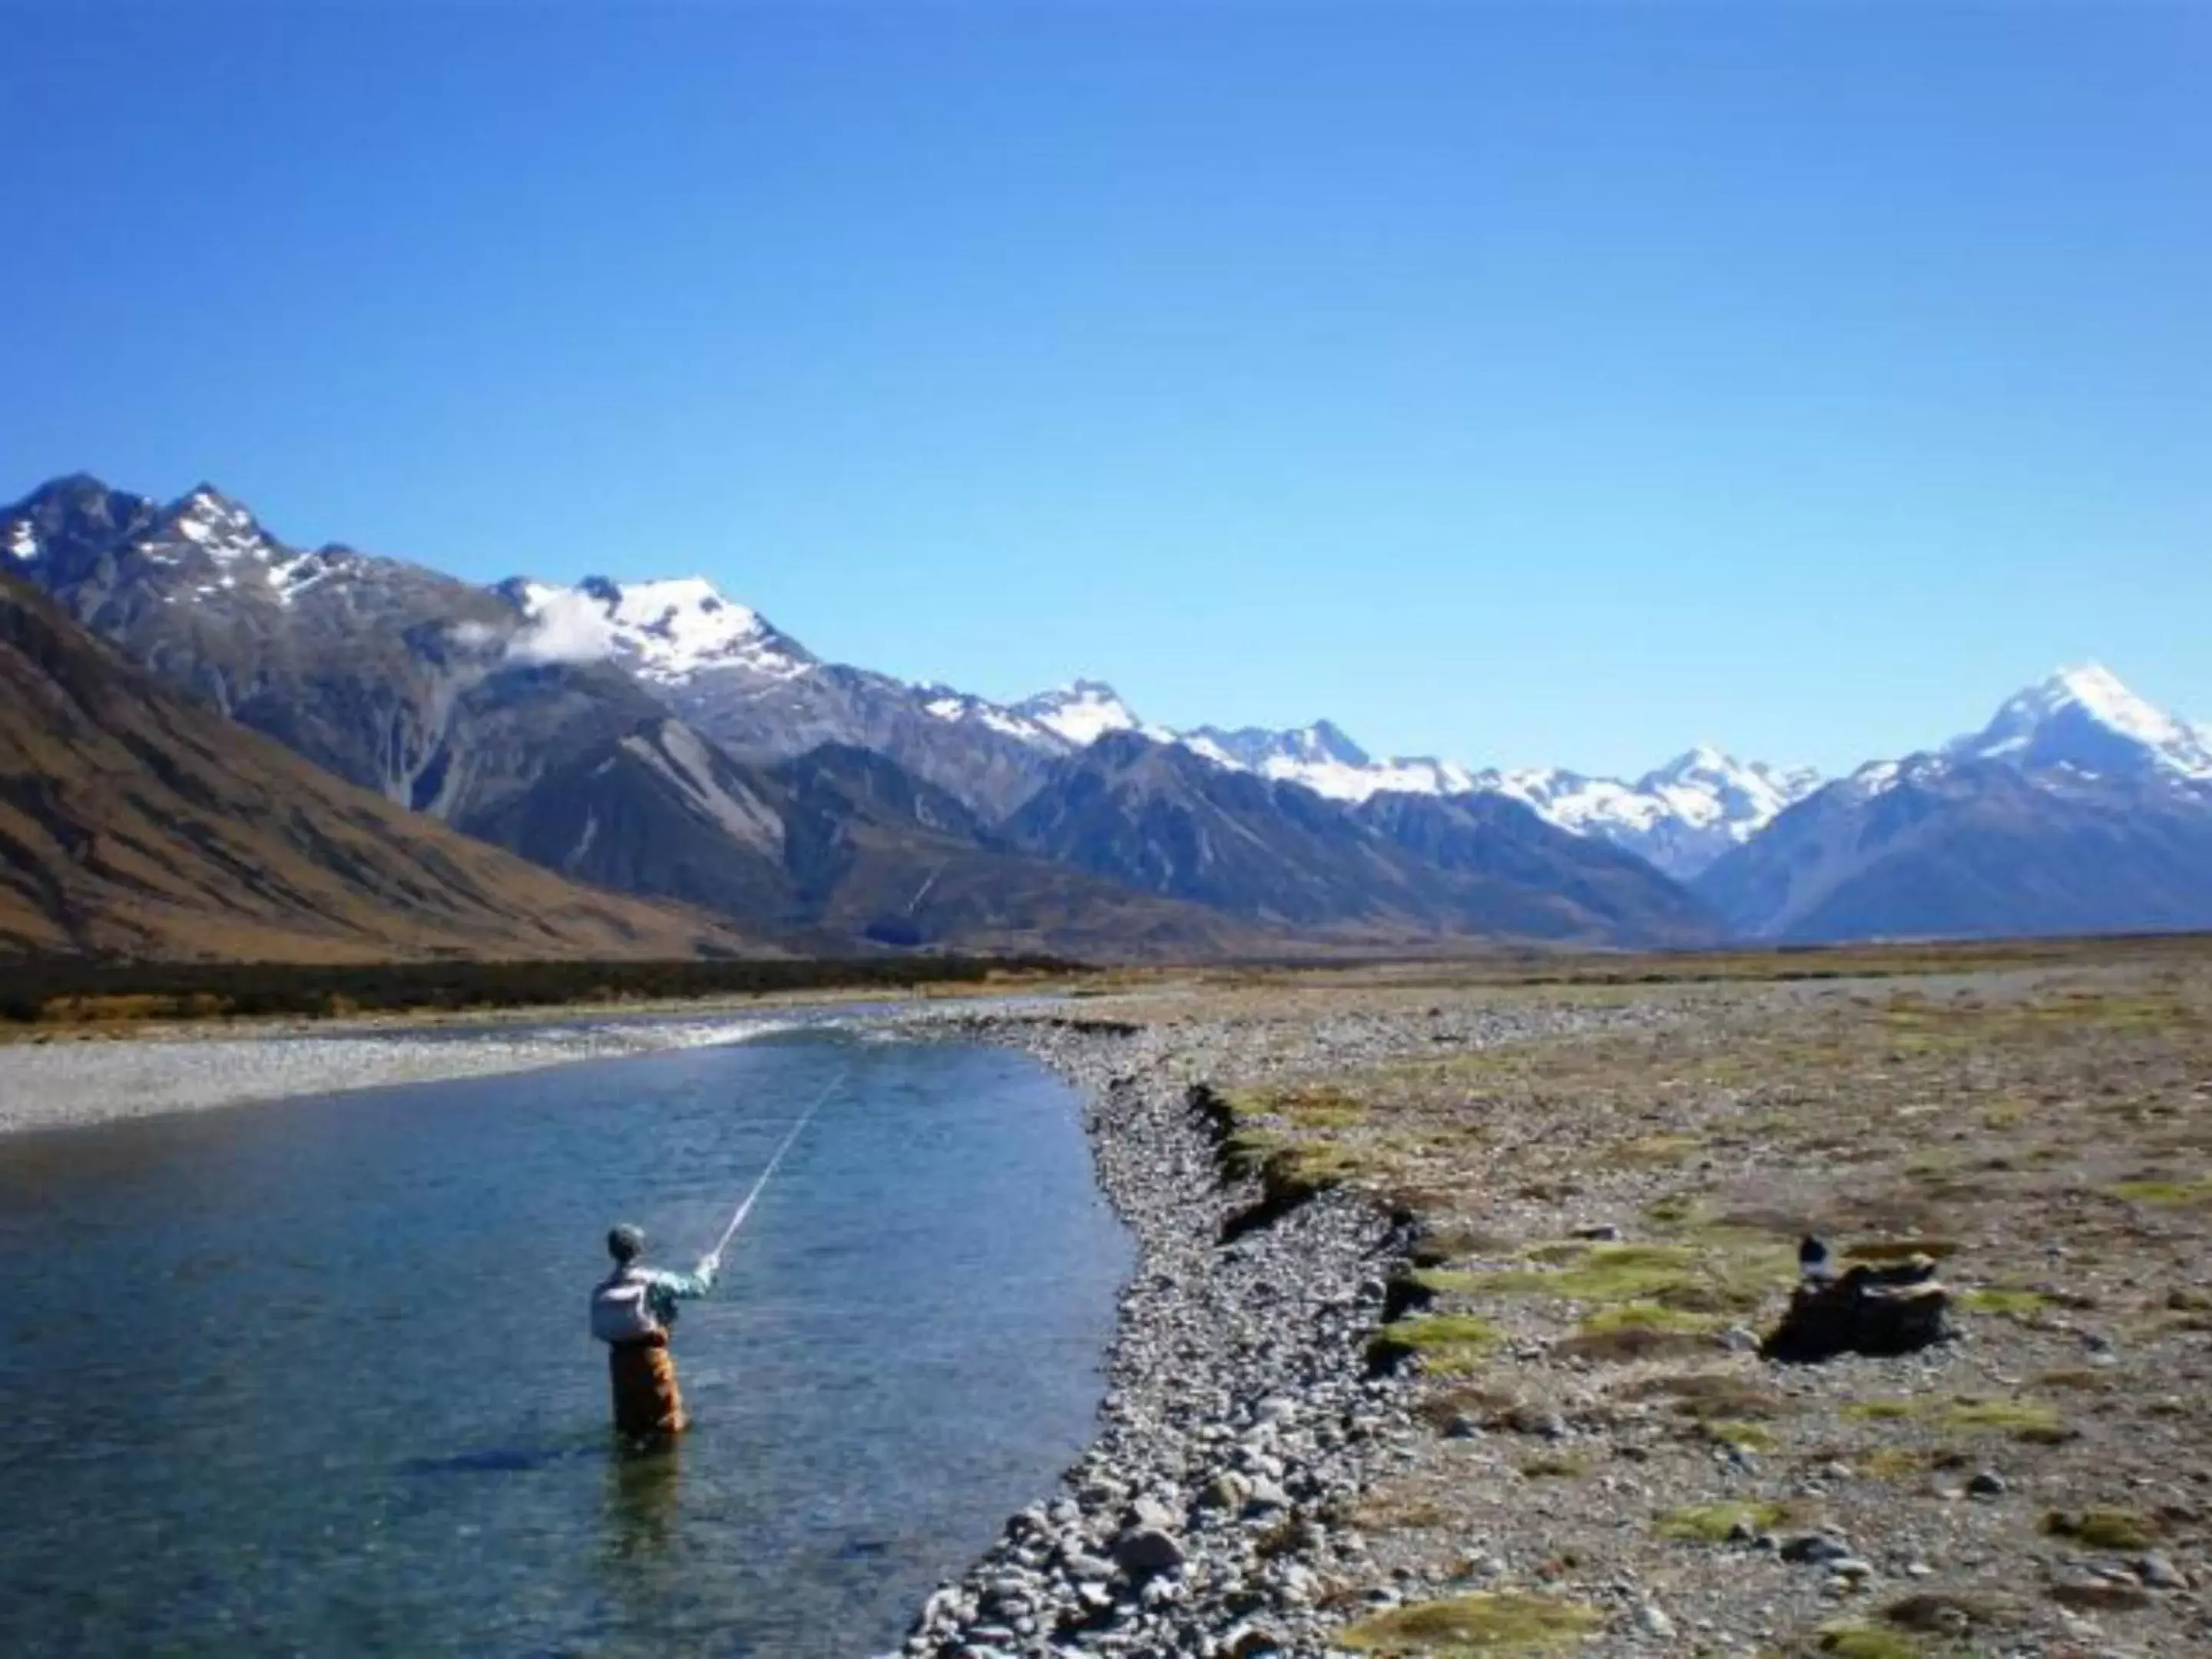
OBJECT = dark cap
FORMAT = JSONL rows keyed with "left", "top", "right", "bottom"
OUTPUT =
{"left": 608, "top": 1224, "right": 646, "bottom": 1263}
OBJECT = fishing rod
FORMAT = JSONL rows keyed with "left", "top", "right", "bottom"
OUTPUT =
{"left": 710, "top": 1063, "right": 846, "bottom": 1258}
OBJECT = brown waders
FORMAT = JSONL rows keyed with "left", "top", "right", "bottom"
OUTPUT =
{"left": 608, "top": 1330, "right": 688, "bottom": 1437}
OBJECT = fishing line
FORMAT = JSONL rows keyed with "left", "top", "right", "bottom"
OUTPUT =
{"left": 710, "top": 1062, "right": 846, "bottom": 1257}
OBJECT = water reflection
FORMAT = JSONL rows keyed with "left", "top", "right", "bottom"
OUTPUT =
{"left": 603, "top": 1441, "right": 682, "bottom": 1562}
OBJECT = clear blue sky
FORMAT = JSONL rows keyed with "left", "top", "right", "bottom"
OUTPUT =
{"left": 7, "top": 3, "right": 2207, "bottom": 777}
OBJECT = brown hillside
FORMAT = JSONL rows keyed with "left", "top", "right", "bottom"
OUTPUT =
{"left": 0, "top": 573, "right": 757, "bottom": 961}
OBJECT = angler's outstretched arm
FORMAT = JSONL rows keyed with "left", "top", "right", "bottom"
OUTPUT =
{"left": 650, "top": 1253, "right": 719, "bottom": 1300}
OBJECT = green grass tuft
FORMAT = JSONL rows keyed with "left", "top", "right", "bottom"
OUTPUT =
{"left": 1369, "top": 1314, "right": 1503, "bottom": 1376}
{"left": 1942, "top": 1397, "right": 2065, "bottom": 1439}
{"left": 1816, "top": 1624, "right": 1922, "bottom": 1659}
{"left": 1338, "top": 1591, "right": 1601, "bottom": 1654}
{"left": 1446, "top": 1243, "right": 1700, "bottom": 1303}
{"left": 1577, "top": 1301, "right": 1724, "bottom": 1335}
{"left": 1958, "top": 1288, "right": 2051, "bottom": 1320}
{"left": 1518, "top": 1452, "right": 1591, "bottom": 1479}
{"left": 2042, "top": 1507, "right": 2157, "bottom": 1551}
{"left": 2109, "top": 1175, "right": 2212, "bottom": 1205}
{"left": 1656, "top": 1500, "right": 1786, "bottom": 1542}
{"left": 1843, "top": 1399, "right": 1919, "bottom": 1421}
{"left": 1701, "top": 1419, "right": 1780, "bottom": 1453}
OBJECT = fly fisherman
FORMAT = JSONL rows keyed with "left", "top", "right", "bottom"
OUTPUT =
{"left": 591, "top": 1224, "right": 719, "bottom": 1439}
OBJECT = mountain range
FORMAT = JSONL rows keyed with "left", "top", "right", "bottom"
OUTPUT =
{"left": 2, "top": 475, "right": 1706, "bottom": 956}
{"left": 0, "top": 569, "right": 746, "bottom": 961}
{"left": 498, "top": 581, "right": 1825, "bottom": 879}
{"left": 5, "top": 472, "right": 2207, "bottom": 958}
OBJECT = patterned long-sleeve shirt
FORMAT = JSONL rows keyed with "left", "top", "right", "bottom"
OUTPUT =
{"left": 637, "top": 1259, "right": 717, "bottom": 1326}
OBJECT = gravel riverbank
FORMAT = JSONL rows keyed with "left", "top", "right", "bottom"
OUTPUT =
{"left": 883, "top": 957, "right": 2212, "bottom": 1659}
{"left": 0, "top": 1015, "right": 796, "bottom": 1134}
{"left": 881, "top": 997, "right": 1649, "bottom": 1659}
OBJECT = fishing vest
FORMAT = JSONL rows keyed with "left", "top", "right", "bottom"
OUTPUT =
{"left": 589, "top": 1267, "right": 664, "bottom": 1346}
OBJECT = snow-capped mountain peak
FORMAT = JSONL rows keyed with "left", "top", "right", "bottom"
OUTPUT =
{"left": 1472, "top": 748, "right": 1824, "bottom": 876}
{"left": 1186, "top": 719, "right": 1371, "bottom": 773}
{"left": 1634, "top": 747, "right": 1824, "bottom": 830}
{"left": 504, "top": 575, "right": 812, "bottom": 682}
{"left": 174, "top": 484, "right": 259, "bottom": 537}
{"left": 1955, "top": 662, "right": 2212, "bottom": 782}
{"left": 1644, "top": 743, "right": 1732, "bottom": 783}
{"left": 114, "top": 485, "right": 350, "bottom": 607}
{"left": 1201, "top": 730, "right": 1475, "bottom": 803}
{"left": 1985, "top": 662, "right": 2187, "bottom": 747}
{"left": 1012, "top": 680, "right": 1169, "bottom": 747}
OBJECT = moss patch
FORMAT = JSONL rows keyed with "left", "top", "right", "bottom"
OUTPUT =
{"left": 1700, "top": 1418, "right": 1780, "bottom": 1453}
{"left": 1837, "top": 1395, "right": 2065, "bottom": 1442}
{"left": 1942, "top": 1396, "right": 2065, "bottom": 1439}
{"left": 1369, "top": 1314, "right": 1503, "bottom": 1376}
{"left": 1881, "top": 1590, "right": 2009, "bottom": 1633}
{"left": 1657, "top": 1499, "right": 1786, "bottom": 1542}
{"left": 1337, "top": 1591, "right": 1601, "bottom": 1654}
{"left": 1842, "top": 1399, "right": 1919, "bottom": 1422}
{"left": 2042, "top": 1507, "right": 2157, "bottom": 1551}
{"left": 1523, "top": 1240, "right": 1593, "bottom": 1266}
{"left": 1859, "top": 1448, "right": 1927, "bottom": 1481}
{"left": 1552, "top": 1326, "right": 1715, "bottom": 1364}
{"left": 1578, "top": 1301, "right": 1724, "bottom": 1335}
{"left": 1273, "top": 1084, "right": 1368, "bottom": 1130}
{"left": 1816, "top": 1624, "right": 1921, "bottom": 1659}
{"left": 1518, "top": 1452, "right": 1591, "bottom": 1479}
{"left": 1958, "top": 1288, "right": 2052, "bottom": 1320}
{"left": 1608, "top": 1133, "right": 1700, "bottom": 1167}
{"left": 2109, "top": 1175, "right": 2212, "bottom": 1205}
{"left": 1438, "top": 1243, "right": 1701, "bottom": 1303}
{"left": 1618, "top": 1369, "right": 1784, "bottom": 1420}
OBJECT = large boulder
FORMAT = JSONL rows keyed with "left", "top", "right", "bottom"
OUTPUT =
{"left": 1762, "top": 1248, "right": 1952, "bottom": 1363}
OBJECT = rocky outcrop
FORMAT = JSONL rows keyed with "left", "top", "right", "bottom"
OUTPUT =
{"left": 1760, "top": 1249, "right": 1952, "bottom": 1363}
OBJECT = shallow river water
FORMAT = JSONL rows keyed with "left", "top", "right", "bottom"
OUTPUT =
{"left": 0, "top": 1031, "right": 1131, "bottom": 1657}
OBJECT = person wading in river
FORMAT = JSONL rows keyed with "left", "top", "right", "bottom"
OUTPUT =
{"left": 591, "top": 1224, "right": 718, "bottom": 1438}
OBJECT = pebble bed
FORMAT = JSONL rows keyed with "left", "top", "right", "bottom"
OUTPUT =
{"left": 879, "top": 1015, "right": 1406, "bottom": 1658}
{"left": 879, "top": 982, "right": 2212, "bottom": 1659}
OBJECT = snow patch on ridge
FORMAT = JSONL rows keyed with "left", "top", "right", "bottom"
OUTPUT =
{"left": 1255, "top": 751, "right": 1477, "bottom": 803}
{"left": 920, "top": 688, "right": 1063, "bottom": 746}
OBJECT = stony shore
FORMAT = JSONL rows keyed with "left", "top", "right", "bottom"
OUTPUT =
{"left": 879, "top": 995, "right": 1657, "bottom": 1659}
{"left": 880, "top": 952, "right": 2212, "bottom": 1659}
